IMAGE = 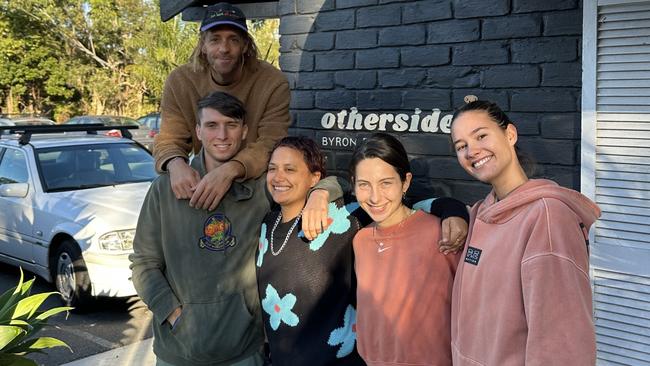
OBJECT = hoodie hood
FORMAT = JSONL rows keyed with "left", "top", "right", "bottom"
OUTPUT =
{"left": 475, "top": 179, "right": 601, "bottom": 228}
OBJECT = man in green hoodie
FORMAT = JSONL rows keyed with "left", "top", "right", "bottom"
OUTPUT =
{"left": 130, "top": 91, "right": 341, "bottom": 366}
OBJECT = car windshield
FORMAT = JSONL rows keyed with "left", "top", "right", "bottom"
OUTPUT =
{"left": 35, "top": 142, "right": 157, "bottom": 192}
{"left": 97, "top": 116, "right": 139, "bottom": 126}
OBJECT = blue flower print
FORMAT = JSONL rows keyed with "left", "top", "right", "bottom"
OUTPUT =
{"left": 304, "top": 202, "right": 360, "bottom": 251}
{"left": 328, "top": 304, "right": 357, "bottom": 358}
{"left": 261, "top": 284, "right": 299, "bottom": 331}
{"left": 257, "top": 223, "right": 268, "bottom": 267}
{"left": 413, "top": 198, "right": 434, "bottom": 213}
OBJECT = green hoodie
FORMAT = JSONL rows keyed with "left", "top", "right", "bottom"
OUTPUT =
{"left": 130, "top": 151, "right": 341, "bottom": 366}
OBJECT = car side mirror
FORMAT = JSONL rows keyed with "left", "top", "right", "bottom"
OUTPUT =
{"left": 0, "top": 183, "right": 29, "bottom": 198}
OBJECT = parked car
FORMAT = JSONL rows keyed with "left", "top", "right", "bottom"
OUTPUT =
{"left": 0, "top": 116, "right": 56, "bottom": 126}
{"left": 136, "top": 112, "right": 160, "bottom": 151}
{"left": 0, "top": 124, "right": 157, "bottom": 308}
{"left": 65, "top": 115, "right": 153, "bottom": 150}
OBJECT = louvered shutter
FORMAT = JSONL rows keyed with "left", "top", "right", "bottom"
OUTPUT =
{"left": 583, "top": 1, "right": 650, "bottom": 364}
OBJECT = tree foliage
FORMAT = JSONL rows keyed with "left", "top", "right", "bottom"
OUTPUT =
{"left": 0, "top": 0, "right": 279, "bottom": 121}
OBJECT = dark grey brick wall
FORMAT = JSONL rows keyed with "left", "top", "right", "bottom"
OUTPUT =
{"left": 280, "top": 0, "right": 583, "bottom": 204}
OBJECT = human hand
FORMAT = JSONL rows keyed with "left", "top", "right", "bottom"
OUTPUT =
{"left": 301, "top": 189, "right": 331, "bottom": 241}
{"left": 438, "top": 216, "right": 468, "bottom": 254}
{"left": 167, "top": 306, "right": 182, "bottom": 328}
{"left": 190, "top": 161, "right": 244, "bottom": 210}
{"left": 168, "top": 158, "right": 200, "bottom": 200}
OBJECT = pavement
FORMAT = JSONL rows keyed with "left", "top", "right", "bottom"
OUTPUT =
{"left": 60, "top": 338, "right": 155, "bottom": 366}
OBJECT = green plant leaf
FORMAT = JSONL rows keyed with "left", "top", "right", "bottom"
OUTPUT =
{"left": 0, "top": 270, "right": 34, "bottom": 323}
{"left": 12, "top": 292, "right": 58, "bottom": 320}
{"left": 35, "top": 306, "right": 73, "bottom": 321}
{"left": 0, "top": 325, "right": 26, "bottom": 349}
{"left": 0, "top": 353, "right": 38, "bottom": 366}
{"left": 5, "top": 336, "right": 71, "bottom": 354}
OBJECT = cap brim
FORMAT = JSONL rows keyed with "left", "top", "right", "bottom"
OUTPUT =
{"left": 200, "top": 20, "right": 248, "bottom": 33}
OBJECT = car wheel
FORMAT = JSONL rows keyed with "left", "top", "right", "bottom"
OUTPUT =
{"left": 51, "top": 240, "right": 93, "bottom": 309}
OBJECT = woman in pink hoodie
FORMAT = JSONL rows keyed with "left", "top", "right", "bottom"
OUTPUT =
{"left": 449, "top": 100, "right": 601, "bottom": 366}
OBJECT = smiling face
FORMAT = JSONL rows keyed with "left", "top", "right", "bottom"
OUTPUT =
{"left": 196, "top": 107, "right": 248, "bottom": 169}
{"left": 451, "top": 110, "right": 520, "bottom": 189}
{"left": 353, "top": 157, "right": 412, "bottom": 228}
{"left": 201, "top": 26, "right": 247, "bottom": 84}
{"left": 267, "top": 146, "right": 321, "bottom": 220}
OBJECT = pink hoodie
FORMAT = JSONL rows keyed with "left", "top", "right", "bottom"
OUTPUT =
{"left": 451, "top": 179, "right": 601, "bottom": 366}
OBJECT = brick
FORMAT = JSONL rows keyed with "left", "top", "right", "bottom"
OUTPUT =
{"left": 518, "top": 137, "right": 576, "bottom": 165}
{"left": 293, "top": 111, "right": 329, "bottom": 129}
{"left": 356, "top": 48, "right": 399, "bottom": 69}
{"left": 544, "top": 10, "right": 582, "bottom": 36}
{"left": 278, "top": 0, "right": 296, "bottom": 16}
{"left": 291, "top": 90, "right": 314, "bottom": 109}
{"left": 411, "top": 157, "right": 468, "bottom": 180}
{"left": 402, "top": 89, "right": 451, "bottom": 110}
{"left": 284, "top": 72, "right": 297, "bottom": 89}
{"left": 506, "top": 112, "right": 541, "bottom": 135}
{"left": 357, "top": 90, "right": 403, "bottom": 109}
{"left": 401, "top": 134, "right": 453, "bottom": 155}
{"left": 483, "top": 15, "right": 542, "bottom": 40}
{"left": 280, "top": 53, "right": 314, "bottom": 72}
{"left": 336, "top": 29, "right": 377, "bottom": 49}
{"left": 379, "top": 24, "right": 426, "bottom": 46}
{"left": 426, "top": 66, "right": 480, "bottom": 88}
{"left": 428, "top": 19, "right": 480, "bottom": 43}
{"left": 401, "top": 46, "right": 450, "bottom": 67}
{"left": 294, "top": 72, "right": 335, "bottom": 90}
{"left": 403, "top": 0, "right": 452, "bottom": 23}
{"left": 453, "top": 41, "right": 509, "bottom": 65}
{"left": 409, "top": 177, "right": 455, "bottom": 203}
{"left": 287, "top": 128, "right": 316, "bottom": 140}
{"left": 315, "top": 90, "right": 356, "bottom": 109}
{"left": 511, "top": 38, "right": 578, "bottom": 63}
{"left": 314, "top": 9, "right": 355, "bottom": 31}
{"left": 539, "top": 165, "right": 579, "bottom": 189}
{"left": 451, "top": 180, "right": 492, "bottom": 205}
{"left": 336, "top": 0, "right": 377, "bottom": 9}
{"left": 297, "top": 0, "right": 334, "bottom": 14}
{"left": 315, "top": 51, "right": 354, "bottom": 70}
{"left": 542, "top": 63, "right": 581, "bottom": 87}
{"left": 379, "top": 69, "right": 426, "bottom": 88}
{"left": 334, "top": 70, "right": 377, "bottom": 89}
{"left": 279, "top": 14, "right": 316, "bottom": 35}
{"left": 280, "top": 33, "right": 335, "bottom": 52}
{"left": 482, "top": 65, "right": 540, "bottom": 88}
{"left": 510, "top": 89, "right": 577, "bottom": 112}
{"left": 454, "top": 0, "right": 509, "bottom": 18}
{"left": 540, "top": 113, "right": 580, "bottom": 139}
{"left": 452, "top": 89, "right": 509, "bottom": 109}
{"left": 357, "top": 4, "right": 402, "bottom": 28}
{"left": 513, "top": 0, "right": 578, "bottom": 13}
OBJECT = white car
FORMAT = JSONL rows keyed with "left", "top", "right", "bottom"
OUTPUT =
{"left": 0, "top": 125, "right": 157, "bottom": 308}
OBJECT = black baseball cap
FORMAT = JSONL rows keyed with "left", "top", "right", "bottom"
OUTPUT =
{"left": 200, "top": 2, "right": 248, "bottom": 33}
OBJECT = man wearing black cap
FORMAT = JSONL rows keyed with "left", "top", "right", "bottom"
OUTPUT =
{"left": 154, "top": 2, "right": 290, "bottom": 212}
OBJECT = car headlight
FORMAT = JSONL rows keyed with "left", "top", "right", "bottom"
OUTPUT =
{"left": 98, "top": 230, "right": 135, "bottom": 251}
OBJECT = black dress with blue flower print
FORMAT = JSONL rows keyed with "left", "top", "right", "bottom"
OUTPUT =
{"left": 256, "top": 198, "right": 367, "bottom": 366}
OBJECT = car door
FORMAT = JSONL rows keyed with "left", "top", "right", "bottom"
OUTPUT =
{"left": 0, "top": 147, "right": 36, "bottom": 263}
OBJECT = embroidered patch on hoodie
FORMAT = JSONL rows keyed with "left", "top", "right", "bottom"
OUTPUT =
{"left": 198, "top": 213, "right": 237, "bottom": 252}
{"left": 464, "top": 246, "right": 482, "bottom": 265}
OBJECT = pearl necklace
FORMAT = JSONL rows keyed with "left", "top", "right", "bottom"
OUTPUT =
{"left": 270, "top": 209, "right": 303, "bottom": 256}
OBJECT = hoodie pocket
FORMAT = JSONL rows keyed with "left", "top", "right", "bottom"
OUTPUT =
{"left": 171, "top": 292, "right": 258, "bottom": 362}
